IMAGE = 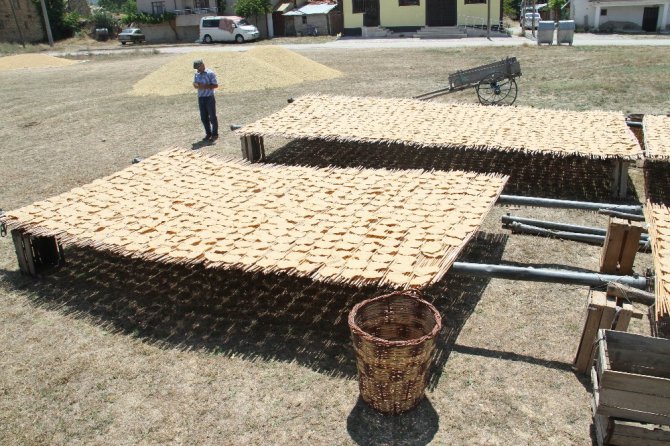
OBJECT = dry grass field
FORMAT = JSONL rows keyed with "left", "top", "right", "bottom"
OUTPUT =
{"left": 0, "top": 44, "right": 669, "bottom": 445}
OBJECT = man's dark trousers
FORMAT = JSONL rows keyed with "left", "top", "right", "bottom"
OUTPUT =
{"left": 198, "top": 96, "right": 218, "bottom": 137}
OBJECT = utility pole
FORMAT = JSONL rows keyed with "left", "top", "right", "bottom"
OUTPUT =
{"left": 486, "top": 0, "right": 491, "bottom": 38}
{"left": 38, "top": 0, "right": 54, "bottom": 47}
{"left": 9, "top": 0, "right": 26, "bottom": 48}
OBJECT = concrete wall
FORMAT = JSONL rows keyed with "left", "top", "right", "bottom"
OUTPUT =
{"left": 289, "top": 14, "right": 330, "bottom": 35}
{"left": 459, "top": 0, "right": 503, "bottom": 25}
{"left": 379, "top": 0, "right": 425, "bottom": 26}
{"left": 573, "top": 0, "right": 670, "bottom": 30}
{"left": 0, "top": 0, "right": 45, "bottom": 43}
{"left": 343, "top": 0, "right": 501, "bottom": 30}
{"left": 141, "top": 22, "right": 179, "bottom": 41}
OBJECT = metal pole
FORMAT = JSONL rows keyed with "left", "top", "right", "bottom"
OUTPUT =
{"left": 487, "top": 0, "right": 491, "bottom": 38}
{"left": 503, "top": 214, "right": 649, "bottom": 240}
{"left": 497, "top": 195, "right": 643, "bottom": 214}
{"left": 39, "top": 0, "right": 54, "bottom": 47}
{"left": 9, "top": 0, "right": 26, "bottom": 48}
{"left": 509, "top": 222, "right": 650, "bottom": 249}
{"left": 450, "top": 262, "right": 649, "bottom": 289}
{"left": 598, "top": 209, "right": 646, "bottom": 222}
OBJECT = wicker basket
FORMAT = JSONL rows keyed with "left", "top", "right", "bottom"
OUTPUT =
{"left": 348, "top": 290, "right": 442, "bottom": 415}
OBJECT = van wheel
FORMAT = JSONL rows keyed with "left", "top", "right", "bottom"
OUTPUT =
{"left": 235, "top": 34, "right": 245, "bottom": 43}
{"left": 203, "top": 34, "right": 213, "bottom": 44}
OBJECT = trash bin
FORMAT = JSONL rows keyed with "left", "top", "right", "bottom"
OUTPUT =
{"left": 95, "top": 28, "right": 109, "bottom": 41}
{"left": 348, "top": 290, "right": 442, "bottom": 415}
{"left": 557, "top": 20, "right": 575, "bottom": 45}
{"left": 537, "top": 21, "right": 555, "bottom": 45}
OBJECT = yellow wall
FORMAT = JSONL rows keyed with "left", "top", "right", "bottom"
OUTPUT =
{"left": 343, "top": 0, "right": 364, "bottom": 28}
{"left": 458, "top": 0, "right": 501, "bottom": 25}
{"left": 379, "top": 0, "right": 425, "bottom": 27}
{"left": 343, "top": 0, "right": 500, "bottom": 28}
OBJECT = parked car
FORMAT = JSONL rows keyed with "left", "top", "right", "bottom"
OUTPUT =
{"left": 118, "top": 28, "right": 145, "bottom": 45}
{"left": 199, "top": 16, "right": 260, "bottom": 43}
{"left": 523, "top": 12, "right": 542, "bottom": 29}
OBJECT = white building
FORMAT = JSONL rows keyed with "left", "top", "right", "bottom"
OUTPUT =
{"left": 571, "top": 0, "right": 669, "bottom": 32}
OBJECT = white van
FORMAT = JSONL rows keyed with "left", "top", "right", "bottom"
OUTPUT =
{"left": 199, "top": 16, "right": 260, "bottom": 44}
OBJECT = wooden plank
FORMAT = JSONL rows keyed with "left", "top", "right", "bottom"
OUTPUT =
{"left": 597, "top": 404, "right": 670, "bottom": 427}
{"left": 240, "top": 136, "right": 250, "bottom": 160}
{"left": 613, "top": 302, "right": 634, "bottom": 331}
{"left": 611, "top": 160, "right": 622, "bottom": 198}
{"left": 601, "top": 218, "right": 627, "bottom": 274}
{"left": 21, "top": 232, "right": 37, "bottom": 276}
{"left": 10, "top": 229, "right": 29, "bottom": 275}
{"left": 607, "top": 282, "right": 655, "bottom": 306}
{"left": 619, "top": 222, "right": 645, "bottom": 275}
{"left": 599, "top": 388, "right": 670, "bottom": 422}
{"left": 574, "top": 292, "right": 608, "bottom": 374}
{"left": 587, "top": 297, "right": 618, "bottom": 370}
{"left": 613, "top": 420, "right": 670, "bottom": 441}
{"left": 605, "top": 330, "right": 670, "bottom": 357}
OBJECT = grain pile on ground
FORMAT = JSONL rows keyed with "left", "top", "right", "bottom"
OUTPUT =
{"left": 131, "top": 47, "right": 342, "bottom": 96}
{"left": 645, "top": 202, "right": 670, "bottom": 336}
{"left": 644, "top": 114, "right": 670, "bottom": 159}
{"left": 0, "top": 54, "right": 78, "bottom": 71}
{"left": 1, "top": 148, "right": 507, "bottom": 289}
{"left": 239, "top": 94, "right": 643, "bottom": 159}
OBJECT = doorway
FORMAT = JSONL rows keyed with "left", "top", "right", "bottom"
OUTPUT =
{"left": 642, "top": 6, "right": 659, "bottom": 32}
{"left": 426, "top": 0, "right": 457, "bottom": 26}
{"left": 364, "top": 0, "right": 380, "bottom": 27}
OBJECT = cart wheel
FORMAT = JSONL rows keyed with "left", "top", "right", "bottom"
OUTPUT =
{"left": 476, "top": 76, "right": 518, "bottom": 106}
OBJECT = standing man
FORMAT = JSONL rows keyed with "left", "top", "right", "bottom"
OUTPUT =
{"left": 193, "top": 59, "right": 219, "bottom": 142}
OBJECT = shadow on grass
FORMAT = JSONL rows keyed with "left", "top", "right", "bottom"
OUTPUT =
{"left": 264, "top": 139, "right": 639, "bottom": 202}
{"left": 346, "top": 397, "right": 439, "bottom": 446}
{"left": 2, "top": 232, "right": 505, "bottom": 386}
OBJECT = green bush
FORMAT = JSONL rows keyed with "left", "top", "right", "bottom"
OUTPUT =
{"left": 503, "top": 0, "right": 522, "bottom": 19}
{"left": 91, "top": 10, "right": 120, "bottom": 31}
{"left": 121, "top": 11, "right": 175, "bottom": 25}
{"left": 62, "top": 11, "right": 82, "bottom": 35}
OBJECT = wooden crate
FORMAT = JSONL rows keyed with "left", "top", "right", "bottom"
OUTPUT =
{"left": 594, "top": 329, "right": 670, "bottom": 426}
{"left": 573, "top": 291, "right": 617, "bottom": 374}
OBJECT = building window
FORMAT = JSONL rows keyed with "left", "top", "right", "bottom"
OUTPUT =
{"left": 12, "top": 0, "right": 21, "bottom": 10}
{"left": 600, "top": 8, "right": 607, "bottom": 15}
{"left": 399, "top": 0, "right": 419, "bottom": 5}
{"left": 151, "top": 1, "right": 165, "bottom": 14}
{"left": 302, "top": 15, "right": 307, "bottom": 24}
{"left": 464, "top": 0, "right": 486, "bottom": 4}
{"left": 352, "top": 0, "right": 365, "bottom": 14}
{"left": 194, "top": 0, "right": 209, "bottom": 9}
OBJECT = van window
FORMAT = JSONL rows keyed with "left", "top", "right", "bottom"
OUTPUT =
{"left": 237, "top": 19, "right": 249, "bottom": 25}
{"left": 202, "top": 19, "right": 220, "bottom": 27}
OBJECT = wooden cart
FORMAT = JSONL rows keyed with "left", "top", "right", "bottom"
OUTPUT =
{"left": 414, "top": 57, "right": 522, "bottom": 106}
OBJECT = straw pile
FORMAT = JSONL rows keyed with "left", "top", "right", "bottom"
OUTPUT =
{"left": 0, "top": 54, "right": 79, "bottom": 71}
{"left": 1, "top": 148, "right": 507, "bottom": 289}
{"left": 131, "top": 47, "right": 342, "bottom": 96}
{"left": 644, "top": 115, "right": 670, "bottom": 160}
{"left": 238, "top": 95, "right": 643, "bottom": 160}
{"left": 645, "top": 202, "right": 670, "bottom": 336}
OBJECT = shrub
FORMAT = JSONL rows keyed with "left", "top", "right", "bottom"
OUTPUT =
{"left": 121, "top": 11, "right": 175, "bottom": 25}
{"left": 91, "top": 10, "right": 120, "bottom": 31}
{"left": 62, "top": 11, "right": 82, "bottom": 36}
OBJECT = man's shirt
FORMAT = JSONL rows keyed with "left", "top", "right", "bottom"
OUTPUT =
{"left": 194, "top": 69, "right": 218, "bottom": 98}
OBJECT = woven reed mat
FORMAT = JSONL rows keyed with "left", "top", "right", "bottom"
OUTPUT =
{"left": 645, "top": 202, "right": 670, "bottom": 334}
{"left": 238, "top": 95, "right": 642, "bottom": 160}
{"left": 644, "top": 115, "right": 670, "bottom": 160}
{"left": 1, "top": 148, "right": 507, "bottom": 289}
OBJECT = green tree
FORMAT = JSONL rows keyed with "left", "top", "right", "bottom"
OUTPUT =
{"left": 503, "top": 0, "right": 522, "bottom": 19}
{"left": 548, "top": 0, "right": 566, "bottom": 19}
{"left": 234, "top": 0, "right": 271, "bottom": 23}
{"left": 32, "top": 0, "right": 67, "bottom": 40}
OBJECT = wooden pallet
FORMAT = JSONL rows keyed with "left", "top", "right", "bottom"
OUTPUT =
{"left": 574, "top": 291, "right": 618, "bottom": 374}
{"left": 600, "top": 217, "right": 645, "bottom": 275}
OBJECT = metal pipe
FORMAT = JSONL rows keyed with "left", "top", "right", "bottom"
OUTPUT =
{"left": 503, "top": 215, "right": 649, "bottom": 240}
{"left": 598, "top": 209, "right": 646, "bottom": 222}
{"left": 626, "top": 121, "right": 643, "bottom": 128}
{"left": 450, "top": 262, "right": 649, "bottom": 289}
{"left": 509, "top": 222, "right": 650, "bottom": 249}
{"left": 503, "top": 214, "right": 605, "bottom": 236}
{"left": 497, "top": 195, "right": 643, "bottom": 214}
